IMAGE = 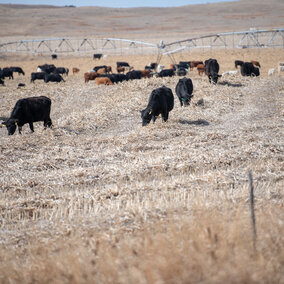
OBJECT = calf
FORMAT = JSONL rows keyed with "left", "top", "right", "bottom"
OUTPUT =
{"left": 93, "top": 65, "right": 107, "bottom": 72}
{"left": 31, "top": 72, "right": 46, "bottom": 83}
{"left": 95, "top": 77, "right": 113, "bottom": 85}
{"left": 51, "top": 54, "right": 57, "bottom": 60}
{"left": 196, "top": 63, "right": 205, "bottom": 76}
{"left": 72, "top": 67, "right": 80, "bottom": 74}
{"left": 205, "top": 58, "right": 221, "bottom": 84}
{"left": 140, "top": 70, "right": 151, "bottom": 78}
{"left": 190, "top": 61, "right": 203, "bottom": 70}
{"left": 141, "top": 86, "right": 174, "bottom": 126}
{"left": 1, "top": 96, "right": 52, "bottom": 135}
{"left": 10, "top": 66, "right": 25, "bottom": 76}
{"left": 117, "top": 66, "right": 125, "bottom": 73}
{"left": 268, "top": 68, "right": 275, "bottom": 76}
{"left": 175, "top": 77, "right": 194, "bottom": 107}
{"left": 44, "top": 73, "right": 65, "bottom": 83}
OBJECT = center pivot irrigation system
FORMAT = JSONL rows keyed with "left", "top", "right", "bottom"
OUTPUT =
{"left": 0, "top": 29, "right": 283, "bottom": 63}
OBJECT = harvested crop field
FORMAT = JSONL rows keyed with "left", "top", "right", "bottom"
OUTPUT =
{"left": 0, "top": 48, "right": 283, "bottom": 283}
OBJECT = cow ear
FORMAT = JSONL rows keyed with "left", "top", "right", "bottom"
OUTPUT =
{"left": 14, "top": 119, "right": 19, "bottom": 126}
{"left": 148, "top": 109, "right": 152, "bottom": 115}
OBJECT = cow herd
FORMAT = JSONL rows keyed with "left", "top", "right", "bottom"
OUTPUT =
{"left": 0, "top": 56, "right": 282, "bottom": 135}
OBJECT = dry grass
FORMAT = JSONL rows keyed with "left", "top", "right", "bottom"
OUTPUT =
{"left": 0, "top": 48, "right": 283, "bottom": 283}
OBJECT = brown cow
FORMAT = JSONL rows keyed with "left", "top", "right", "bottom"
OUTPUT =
{"left": 106, "top": 66, "right": 112, "bottom": 73}
{"left": 251, "top": 60, "right": 261, "bottom": 68}
{"left": 140, "top": 70, "right": 151, "bottom": 78}
{"left": 190, "top": 61, "right": 203, "bottom": 70}
{"left": 96, "top": 68, "right": 107, "bottom": 75}
{"left": 84, "top": 72, "right": 99, "bottom": 83}
{"left": 95, "top": 77, "right": 113, "bottom": 85}
{"left": 196, "top": 64, "right": 205, "bottom": 76}
{"left": 117, "top": 66, "right": 125, "bottom": 73}
{"left": 72, "top": 67, "right": 80, "bottom": 74}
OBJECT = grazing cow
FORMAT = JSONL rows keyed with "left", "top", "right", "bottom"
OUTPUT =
{"left": 54, "top": 67, "right": 69, "bottom": 76}
{"left": 10, "top": 66, "right": 25, "bottom": 76}
{"left": 126, "top": 70, "right": 142, "bottom": 80}
{"left": 190, "top": 61, "right": 203, "bottom": 70}
{"left": 44, "top": 73, "right": 65, "bottom": 83}
{"left": 31, "top": 72, "right": 46, "bottom": 83}
{"left": 251, "top": 60, "right": 261, "bottom": 68}
{"left": 268, "top": 68, "right": 275, "bottom": 76}
{"left": 1, "top": 68, "right": 13, "bottom": 79}
{"left": 176, "top": 68, "right": 188, "bottom": 76}
{"left": 157, "top": 69, "right": 175, "bottom": 77}
{"left": 38, "top": 64, "right": 56, "bottom": 74}
{"left": 196, "top": 63, "right": 205, "bottom": 76}
{"left": 51, "top": 54, "right": 57, "bottom": 60}
{"left": 72, "top": 67, "right": 80, "bottom": 74}
{"left": 117, "top": 66, "right": 125, "bottom": 73}
{"left": 278, "top": 65, "right": 284, "bottom": 76}
{"left": 84, "top": 72, "right": 99, "bottom": 83}
{"left": 175, "top": 77, "right": 194, "bottom": 107}
{"left": 241, "top": 62, "right": 260, "bottom": 77}
{"left": 234, "top": 60, "right": 244, "bottom": 69}
{"left": 141, "top": 86, "right": 174, "bottom": 126}
{"left": 205, "top": 58, "right": 221, "bottom": 84}
{"left": 222, "top": 70, "right": 238, "bottom": 76}
{"left": 95, "top": 77, "right": 113, "bottom": 85}
{"left": 93, "top": 53, "right": 103, "bottom": 60}
{"left": 117, "top": 61, "right": 130, "bottom": 68}
{"left": 1, "top": 96, "right": 52, "bottom": 135}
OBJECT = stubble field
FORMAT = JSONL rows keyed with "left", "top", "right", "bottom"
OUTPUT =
{"left": 0, "top": 48, "right": 283, "bottom": 283}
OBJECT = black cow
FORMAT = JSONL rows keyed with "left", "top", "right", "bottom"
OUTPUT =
{"left": 145, "top": 62, "right": 157, "bottom": 71}
{"left": 126, "top": 70, "right": 142, "bottom": 80}
{"left": 54, "top": 67, "right": 69, "bottom": 76}
{"left": 179, "top": 61, "right": 191, "bottom": 69}
{"left": 99, "top": 73, "right": 127, "bottom": 84}
{"left": 234, "top": 60, "right": 244, "bottom": 69}
{"left": 93, "top": 65, "right": 107, "bottom": 72}
{"left": 1, "top": 68, "right": 13, "bottom": 80}
{"left": 10, "top": 67, "right": 25, "bottom": 76}
{"left": 241, "top": 62, "right": 260, "bottom": 77}
{"left": 1, "top": 96, "right": 52, "bottom": 135}
{"left": 38, "top": 64, "right": 56, "bottom": 74}
{"left": 31, "top": 72, "right": 46, "bottom": 83}
{"left": 141, "top": 86, "right": 174, "bottom": 126}
{"left": 157, "top": 69, "right": 175, "bottom": 77}
{"left": 117, "top": 61, "right": 130, "bottom": 68}
{"left": 204, "top": 58, "right": 221, "bottom": 84}
{"left": 175, "top": 77, "right": 194, "bottom": 107}
{"left": 44, "top": 73, "right": 65, "bottom": 83}
{"left": 176, "top": 68, "right": 188, "bottom": 76}
{"left": 93, "top": 53, "right": 103, "bottom": 60}
{"left": 51, "top": 54, "right": 57, "bottom": 60}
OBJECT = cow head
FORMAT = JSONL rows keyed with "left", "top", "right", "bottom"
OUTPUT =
{"left": 1, "top": 118, "right": 18, "bottom": 135}
{"left": 182, "top": 94, "right": 194, "bottom": 106}
{"left": 141, "top": 108, "right": 153, "bottom": 126}
{"left": 209, "top": 73, "right": 222, "bottom": 84}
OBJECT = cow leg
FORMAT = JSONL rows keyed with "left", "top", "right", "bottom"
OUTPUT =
{"left": 152, "top": 116, "right": 157, "bottom": 123}
{"left": 44, "top": 119, "right": 52, "bottom": 129}
{"left": 29, "top": 122, "right": 34, "bottom": 132}
{"left": 18, "top": 126, "right": 22, "bottom": 134}
{"left": 179, "top": 98, "right": 183, "bottom": 107}
{"left": 162, "top": 111, "right": 169, "bottom": 122}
